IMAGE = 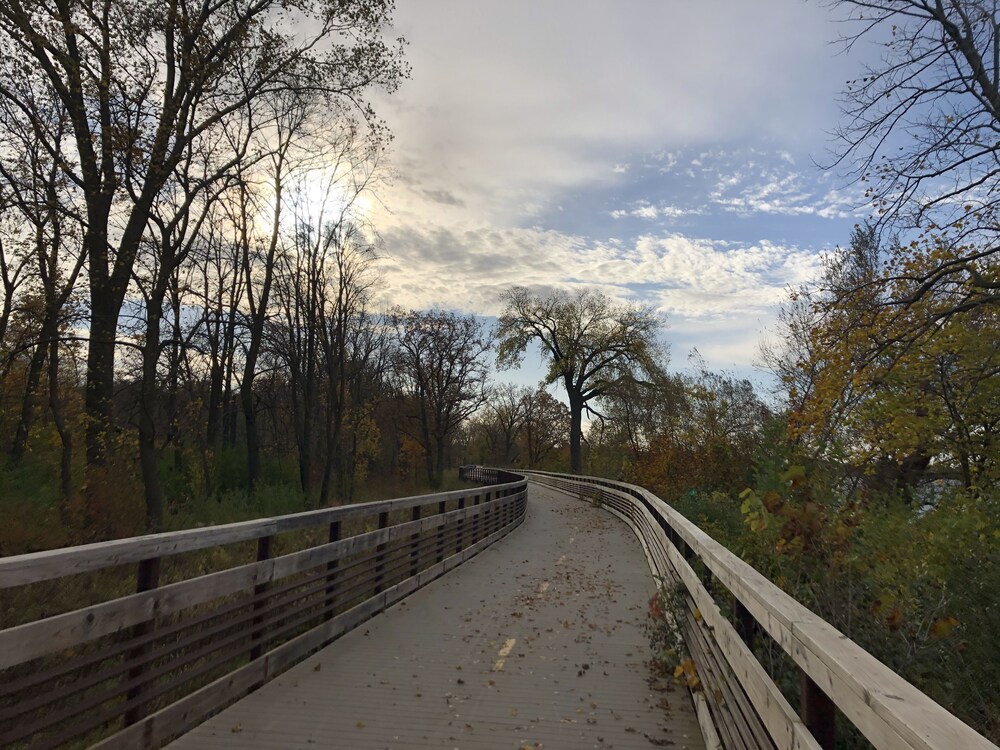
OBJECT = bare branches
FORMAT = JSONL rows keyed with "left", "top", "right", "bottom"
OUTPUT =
{"left": 830, "top": 1, "right": 1000, "bottom": 232}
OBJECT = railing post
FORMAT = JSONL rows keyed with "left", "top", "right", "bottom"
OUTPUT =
{"left": 325, "top": 521, "right": 341, "bottom": 621}
{"left": 410, "top": 505, "right": 421, "bottom": 578}
{"left": 250, "top": 535, "right": 273, "bottom": 660}
{"left": 436, "top": 500, "right": 446, "bottom": 562}
{"left": 456, "top": 496, "right": 466, "bottom": 553}
{"left": 473, "top": 493, "right": 482, "bottom": 542}
{"left": 801, "top": 671, "right": 836, "bottom": 749}
{"left": 374, "top": 511, "right": 389, "bottom": 594}
{"left": 124, "top": 556, "right": 161, "bottom": 726}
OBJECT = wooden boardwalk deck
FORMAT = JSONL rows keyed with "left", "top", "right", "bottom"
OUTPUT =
{"left": 166, "top": 482, "right": 706, "bottom": 750}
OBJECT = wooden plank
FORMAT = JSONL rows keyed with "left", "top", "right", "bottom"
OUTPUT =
{"left": 163, "top": 482, "right": 702, "bottom": 750}
{"left": 550, "top": 477, "right": 811, "bottom": 750}
{"left": 86, "top": 499, "right": 528, "bottom": 750}
{"left": 0, "top": 479, "right": 527, "bottom": 588}
{"left": 0, "top": 498, "right": 516, "bottom": 670}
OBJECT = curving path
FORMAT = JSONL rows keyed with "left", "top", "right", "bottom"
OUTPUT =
{"left": 166, "top": 482, "right": 706, "bottom": 749}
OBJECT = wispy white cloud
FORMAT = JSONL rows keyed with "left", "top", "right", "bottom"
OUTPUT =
{"left": 708, "top": 166, "right": 866, "bottom": 219}
{"left": 378, "top": 223, "right": 821, "bottom": 321}
{"left": 608, "top": 202, "right": 704, "bottom": 221}
{"left": 362, "top": 1, "right": 866, "bottom": 376}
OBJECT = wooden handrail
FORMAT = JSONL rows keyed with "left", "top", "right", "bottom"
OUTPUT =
{"left": 522, "top": 469, "right": 997, "bottom": 750}
{"left": 0, "top": 472, "right": 528, "bottom": 750}
{"left": 0, "top": 482, "right": 518, "bottom": 588}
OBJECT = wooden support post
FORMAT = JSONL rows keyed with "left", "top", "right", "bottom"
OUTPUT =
{"left": 325, "top": 521, "right": 341, "bottom": 620}
{"left": 479, "top": 492, "right": 490, "bottom": 540}
{"left": 801, "top": 670, "right": 836, "bottom": 749}
{"left": 124, "top": 556, "right": 161, "bottom": 726}
{"left": 250, "top": 535, "right": 273, "bottom": 660}
{"left": 436, "top": 500, "right": 446, "bottom": 562}
{"left": 456, "top": 497, "right": 466, "bottom": 553}
{"left": 472, "top": 494, "right": 480, "bottom": 543}
{"left": 374, "top": 511, "right": 389, "bottom": 594}
{"left": 410, "top": 506, "right": 421, "bottom": 578}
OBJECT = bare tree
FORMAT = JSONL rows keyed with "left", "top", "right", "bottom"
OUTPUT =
{"left": 392, "top": 310, "right": 493, "bottom": 488}
{"left": 479, "top": 383, "right": 529, "bottom": 466}
{"left": 269, "top": 126, "right": 384, "bottom": 502}
{"left": 0, "top": 86, "right": 86, "bottom": 492}
{"left": 0, "top": 0, "right": 407, "bottom": 503}
{"left": 521, "top": 387, "right": 570, "bottom": 469}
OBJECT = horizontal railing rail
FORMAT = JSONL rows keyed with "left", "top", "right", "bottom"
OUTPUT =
{"left": 0, "top": 472, "right": 528, "bottom": 750}
{"left": 522, "top": 469, "right": 997, "bottom": 750}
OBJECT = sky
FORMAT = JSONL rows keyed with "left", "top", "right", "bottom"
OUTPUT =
{"left": 366, "top": 1, "right": 874, "bottom": 389}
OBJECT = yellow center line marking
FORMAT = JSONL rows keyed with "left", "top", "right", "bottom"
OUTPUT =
{"left": 493, "top": 638, "right": 516, "bottom": 671}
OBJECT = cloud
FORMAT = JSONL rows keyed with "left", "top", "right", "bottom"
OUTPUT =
{"left": 707, "top": 164, "right": 866, "bottom": 219}
{"left": 358, "top": 1, "right": 868, "bottom": 377}
{"left": 377, "top": 223, "right": 820, "bottom": 317}
{"left": 373, "top": 0, "right": 855, "bottom": 227}
{"left": 608, "top": 202, "right": 705, "bottom": 221}
{"left": 420, "top": 188, "right": 465, "bottom": 207}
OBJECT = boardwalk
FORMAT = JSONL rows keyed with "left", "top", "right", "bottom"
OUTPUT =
{"left": 166, "top": 482, "right": 706, "bottom": 749}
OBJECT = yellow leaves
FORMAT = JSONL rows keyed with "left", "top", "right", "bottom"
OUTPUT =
{"left": 739, "top": 488, "right": 768, "bottom": 533}
{"left": 673, "top": 658, "right": 701, "bottom": 691}
{"left": 929, "top": 615, "right": 959, "bottom": 640}
{"left": 761, "top": 490, "right": 783, "bottom": 513}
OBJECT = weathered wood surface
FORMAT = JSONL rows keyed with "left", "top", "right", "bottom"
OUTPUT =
{"left": 525, "top": 470, "right": 998, "bottom": 750}
{"left": 1, "top": 472, "right": 527, "bottom": 750}
{"left": 0, "top": 479, "right": 524, "bottom": 588}
{"left": 0, "top": 500, "right": 514, "bottom": 669}
{"left": 165, "top": 483, "right": 707, "bottom": 750}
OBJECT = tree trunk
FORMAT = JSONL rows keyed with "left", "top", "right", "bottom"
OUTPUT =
{"left": 10, "top": 330, "right": 49, "bottom": 461}
{"left": 85, "top": 297, "right": 119, "bottom": 467}
{"left": 206, "top": 356, "right": 224, "bottom": 447}
{"left": 434, "top": 434, "right": 446, "bottom": 488}
{"left": 138, "top": 302, "right": 165, "bottom": 531}
{"left": 318, "top": 382, "right": 342, "bottom": 507}
{"left": 569, "top": 395, "right": 583, "bottom": 474}
{"left": 242, "top": 384, "right": 260, "bottom": 491}
{"left": 48, "top": 336, "right": 74, "bottom": 513}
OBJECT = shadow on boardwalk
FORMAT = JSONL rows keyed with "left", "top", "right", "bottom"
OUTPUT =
{"left": 167, "top": 482, "right": 706, "bottom": 749}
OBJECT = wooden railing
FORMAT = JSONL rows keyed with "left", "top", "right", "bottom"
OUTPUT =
{"left": 0, "top": 473, "right": 527, "bottom": 750}
{"left": 523, "top": 469, "right": 997, "bottom": 750}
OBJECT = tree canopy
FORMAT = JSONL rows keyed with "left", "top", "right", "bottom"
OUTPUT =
{"left": 497, "top": 286, "right": 664, "bottom": 473}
